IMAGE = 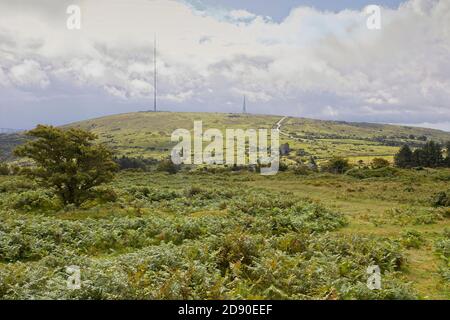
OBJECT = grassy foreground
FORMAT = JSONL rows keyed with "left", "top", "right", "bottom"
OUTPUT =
{"left": 0, "top": 168, "right": 448, "bottom": 299}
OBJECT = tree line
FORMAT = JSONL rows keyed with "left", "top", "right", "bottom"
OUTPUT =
{"left": 394, "top": 141, "right": 450, "bottom": 168}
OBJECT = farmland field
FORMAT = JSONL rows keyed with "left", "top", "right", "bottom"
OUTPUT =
{"left": 0, "top": 112, "right": 449, "bottom": 300}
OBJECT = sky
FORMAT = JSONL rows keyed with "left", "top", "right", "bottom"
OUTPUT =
{"left": 0, "top": 0, "right": 449, "bottom": 130}
{"left": 184, "top": 0, "right": 407, "bottom": 22}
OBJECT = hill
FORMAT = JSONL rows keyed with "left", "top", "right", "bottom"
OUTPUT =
{"left": 2, "top": 111, "right": 450, "bottom": 163}
{"left": 67, "top": 111, "right": 450, "bottom": 163}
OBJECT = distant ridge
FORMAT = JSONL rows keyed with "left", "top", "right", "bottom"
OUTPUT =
{"left": 0, "top": 128, "right": 23, "bottom": 134}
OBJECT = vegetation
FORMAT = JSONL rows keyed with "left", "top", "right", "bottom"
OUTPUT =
{"left": 0, "top": 163, "right": 9, "bottom": 175}
{"left": 14, "top": 125, "right": 117, "bottom": 206}
{"left": 395, "top": 141, "right": 450, "bottom": 169}
{"left": 1, "top": 112, "right": 450, "bottom": 300}
{"left": 322, "top": 157, "right": 351, "bottom": 174}
{"left": 395, "top": 145, "right": 414, "bottom": 168}
{"left": 114, "top": 156, "right": 157, "bottom": 171}
{"left": 0, "top": 167, "right": 448, "bottom": 299}
{"left": 157, "top": 157, "right": 180, "bottom": 174}
{"left": 371, "top": 158, "right": 390, "bottom": 169}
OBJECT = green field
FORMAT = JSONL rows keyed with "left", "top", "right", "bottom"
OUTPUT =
{"left": 0, "top": 112, "right": 449, "bottom": 300}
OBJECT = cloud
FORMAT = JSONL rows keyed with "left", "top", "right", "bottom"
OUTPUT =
{"left": 8, "top": 60, "right": 50, "bottom": 88}
{"left": 228, "top": 10, "right": 257, "bottom": 21}
{"left": 0, "top": 0, "right": 449, "bottom": 129}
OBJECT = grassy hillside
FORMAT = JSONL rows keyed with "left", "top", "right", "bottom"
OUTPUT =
{"left": 66, "top": 111, "right": 450, "bottom": 163}
{"left": 2, "top": 112, "right": 449, "bottom": 163}
{"left": 0, "top": 133, "right": 27, "bottom": 161}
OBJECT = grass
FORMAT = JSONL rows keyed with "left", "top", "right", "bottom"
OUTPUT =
{"left": 61, "top": 111, "right": 450, "bottom": 162}
{"left": 1, "top": 169, "right": 449, "bottom": 299}
{"left": 1, "top": 112, "right": 450, "bottom": 299}
{"left": 242, "top": 170, "right": 450, "bottom": 299}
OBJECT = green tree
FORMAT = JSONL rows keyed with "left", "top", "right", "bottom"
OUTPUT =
{"left": 322, "top": 157, "right": 351, "bottom": 174}
{"left": 421, "top": 141, "right": 443, "bottom": 167}
{"left": 394, "top": 145, "right": 413, "bottom": 168}
{"left": 410, "top": 141, "right": 443, "bottom": 168}
{"left": 14, "top": 125, "right": 118, "bottom": 206}
{"left": 445, "top": 141, "right": 450, "bottom": 167}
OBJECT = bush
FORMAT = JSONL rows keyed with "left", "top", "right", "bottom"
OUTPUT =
{"left": 434, "top": 229, "right": 450, "bottom": 282}
{"left": 346, "top": 167, "right": 399, "bottom": 179}
{"left": 115, "top": 156, "right": 157, "bottom": 171}
{"left": 293, "top": 164, "right": 312, "bottom": 175}
{"left": 371, "top": 158, "right": 390, "bottom": 169}
{"left": 157, "top": 158, "right": 179, "bottom": 174}
{"left": 384, "top": 207, "right": 444, "bottom": 226}
{"left": 322, "top": 157, "right": 351, "bottom": 174}
{"left": 400, "top": 230, "right": 425, "bottom": 249}
{"left": 431, "top": 191, "right": 450, "bottom": 207}
{"left": 10, "top": 190, "right": 61, "bottom": 212}
{"left": 215, "top": 232, "right": 261, "bottom": 273}
{"left": 278, "top": 162, "right": 289, "bottom": 172}
{"left": 0, "top": 163, "right": 9, "bottom": 175}
{"left": 0, "top": 178, "right": 37, "bottom": 193}
{"left": 91, "top": 186, "right": 118, "bottom": 203}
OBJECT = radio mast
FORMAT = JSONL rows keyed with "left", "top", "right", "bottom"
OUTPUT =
{"left": 153, "top": 34, "right": 157, "bottom": 112}
{"left": 243, "top": 95, "right": 247, "bottom": 114}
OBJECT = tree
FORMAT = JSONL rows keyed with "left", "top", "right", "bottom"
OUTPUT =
{"left": 371, "top": 157, "right": 390, "bottom": 169}
{"left": 14, "top": 125, "right": 118, "bottom": 206}
{"left": 445, "top": 141, "right": 450, "bottom": 167}
{"left": 322, "top": 157, "right": 351, "bottom": 174}
{"left": 394, "top": 145, "right": 413, "bottom": 168}
{"left": 420, "top": 141, "right": 443, "bottom": 167}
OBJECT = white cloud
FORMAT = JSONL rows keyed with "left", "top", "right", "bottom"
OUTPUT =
{"left": 0, "top": 0, "right": 449, "bottom": 128}
{"left": 228, "top": 9, "right": 257, "bottom": 21}
{"left": 8, "top": 60, "right": 50, "bottom": 88}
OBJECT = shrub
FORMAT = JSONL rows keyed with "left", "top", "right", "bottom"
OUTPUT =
{"left": 0, "top": 163, "right": 9, "bottom": 175}
{"left": 11, "top": 190, "right": 61, "bottom": 212}
{"left": 400, "top": 230, "right": 425, "bottom": 249}
{"left": 322, "top": 157, "right": 351, "bottom": 174}
{"left": 385, "top": 207, "right": 444, "bottom": 226}
{"left": 0, "top": 178, "right": 36, "bottom": 193}
{"left": 91, "top": 186, "right": 118, "bottom": 203}
{"left": 185, "top": 186, "right": 208, "bottom": 198}
{"left": 434, "top": 229, "right": 450, "bottom": 282}
{"left": 293, "top": 164, "right": 312, "bottom": 175}
{"left": 156, "top": 158, "right": 179, "bottom": 174}
{"left": 215, "top": 232, "right": 261, "bottom": 273}
{"left": 371, "top": 158, "right": 390, "bottom": 169}
{"left": 431, "top": 191, "right": 450, "bottom": 207}
{"left": 115, "top": 156, "right": 157, "bottom": 171}
{"left": 346, "top": 167, "right": 399, "bottom": 179}
{"left": 278, "top": 162, "right": 289, "bottom": 172}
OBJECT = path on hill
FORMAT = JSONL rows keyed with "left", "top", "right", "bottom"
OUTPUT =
{"left": 275, "top": 116, "right": 289, "bottom": 137}
{"left": 275, "top": 116, "right": 301, "bottom": 141}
